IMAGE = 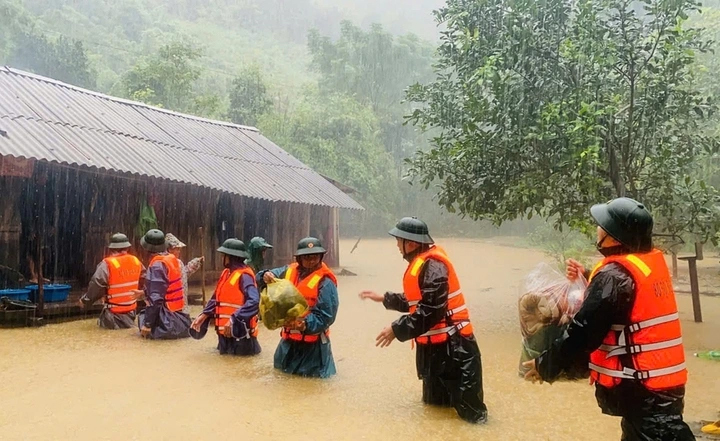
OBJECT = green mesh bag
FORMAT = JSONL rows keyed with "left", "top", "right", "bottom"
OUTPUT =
{"left": 260, "top": 279, "right": 308, "bottom": 330}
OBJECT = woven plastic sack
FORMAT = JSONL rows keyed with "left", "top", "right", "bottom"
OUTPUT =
{"left": 260, "top": 279, "right": 308, "bottom": 330}
{"left": 518, "top": 262, "right": 589, "bottom": 379}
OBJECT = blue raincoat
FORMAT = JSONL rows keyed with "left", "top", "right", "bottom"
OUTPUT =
{"left": 138, "top": 254, "right": 191, "bottom": 340}
{"left": 200, "top": 262, "right": 261, "bottom": 356}
{"left": 257, "top": 265, "right": 339, "bottom": 378}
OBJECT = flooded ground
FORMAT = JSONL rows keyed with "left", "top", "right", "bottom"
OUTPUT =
{"left": 1, "top": 238, "right": 719, "bottom": 440}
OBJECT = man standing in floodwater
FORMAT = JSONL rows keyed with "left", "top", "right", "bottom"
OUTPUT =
{"left": 523, "top": 198, "right": 694, "bottom": 441}
{"left": 359, "top": 217, "right": 488, "bottom": 424}
{"left": 190, "top": 238, "right": 261, "bottom": 356}
{"left": 257, "top": 237, "right": 339, "bottom": 378}
{"left": 79, "top": 233, "right": 143, "bottom": 329}
{"left": 137, "top": 229, "right": 191, "bottom": 340}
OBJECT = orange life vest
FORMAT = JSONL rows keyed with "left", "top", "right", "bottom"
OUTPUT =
{"left": 403, "top": 245, "right": 474, "bottom": 344}
{"left": 588, "top": 249, "right": 687, "bottom": 390}
{"left": 104, "top": 254, "right": 142, "bottom": 314}
{"left": 281, "top": 262, "right": 337, "bottom": 343}
{"left": 214, "top": 267, "right": 259, "bottom": 338}
{"left": 149, "top": 253, "right": 185, "bottom": 313}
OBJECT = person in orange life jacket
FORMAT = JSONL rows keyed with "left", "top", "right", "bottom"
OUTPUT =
{"left": 137, "top": 229, "right": 191, "bottom": 340}
{"left": 165, "top": 233, "right": 204, "bottom": 315}
{"left": 257, "top": 237, "right": 339, "bottom": 378}
{"left": 523, "top": 198, "right": 694, "bottom": 441}
{"left": 190, "top": 239, "right": 261, "bottom": 356}
{"left": 79, "top": 233, "right": 144, "bottom": 329}
{"left": 359, "top": 217, "right": 488, "bottom": 424}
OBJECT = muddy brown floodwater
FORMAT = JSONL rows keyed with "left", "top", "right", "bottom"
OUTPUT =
{"left": 1, "top": 238, "right": 719, "bottom": 440}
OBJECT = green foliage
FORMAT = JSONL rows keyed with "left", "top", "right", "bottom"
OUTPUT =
{"left": 121, "top": 41, "right": 204, "bottom": 111}
{"left": 8, "top": 31, "right": 96, "bottom": 88}
{"left": 259, "top": 89, "right": 400, "bottom": 229}
{"left": 228, "top": 64, "right": 272, "bottom": 127}
{"left": 407, "top": 0, "right": 720, "bottom": 243}
{"left": 528, "top": 222, "right": 596, "bottom": 270}
{"left": 308, "top": 21, "right": 436, "bottom": 163}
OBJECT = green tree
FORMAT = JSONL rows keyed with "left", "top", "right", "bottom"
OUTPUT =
{"left": 121, "top": 42, "right": 203, "bottom": 111}
{"left": 228, "top": 64, "right": 272, "bottom": 127}
{"left": 9, "top": 32, "right": 97, "bottom": 88}
{"left": 259, "top": 89, "right": 399, "bottom": 229}
{"left": 308, "top": 21, "right": 436, "bottom": 163}
{"left": 407, "top": 0, "right": 720, "bottom": 241}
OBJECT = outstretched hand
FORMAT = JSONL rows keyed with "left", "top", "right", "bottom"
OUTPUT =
{"left": 375, "top": 325, "right": 396, "bottom": 348}
{"left": 359, "top": 291, "right": 383, "bottom": 302}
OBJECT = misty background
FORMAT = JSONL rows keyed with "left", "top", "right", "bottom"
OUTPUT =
{"left": 2, "top": 0, "right": 719, "bottom": 252}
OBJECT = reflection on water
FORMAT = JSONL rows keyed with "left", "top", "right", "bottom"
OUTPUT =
{"left": 1, "top": 239, "right": 718, "bottom": 440}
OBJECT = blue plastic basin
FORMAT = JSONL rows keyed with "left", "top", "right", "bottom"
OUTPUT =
{"left": 26, "top": 284, "right": 71, "bottom": 303}
{"left": 0, "top": 289, "right": 31, "bottom": 302}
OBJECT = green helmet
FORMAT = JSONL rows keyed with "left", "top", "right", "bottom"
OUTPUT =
{"left": 250, "top": 236, "right": 273, "bottom": 249}
{"left": 294, "top": 237, "right": 326, "bottom": 256}
{"left": 590, "top": 197, "right": 653, "bottom": 252}
{"left": 140, "top": 229, "right": 167, "bottom": 253}
{"left": 217, "top": 238, "right": 250, "bottom": 258}
{"left": 389, "top": 217, "right": 434, "bottom": 244}
{"left": 108, "top": 233, "right": 131, "bottom": 249}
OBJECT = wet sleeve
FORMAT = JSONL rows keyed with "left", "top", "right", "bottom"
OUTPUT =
{"left": 536, "top": 264, "right": 634, "bottom": 382}
{"left": 232, "top": 274, "right": 260, "bottom": 325}
{"left": 201, "top": 294, "right": 217, "bottom": 316}
{"left": 303, "top": 278, "right": 339, "bottom": 335}
{"left": 383, "top": 292, "right": 410, "bottom": 312}
{"left": 185, "top": 258, "right": 202, "bottom": 276}
{"left": 81, "top": 262, "right": 109, "bottom": 306}
{"left": 391, "top": 259, "right": 449, "bottom": 342}
{"left": 142, "top": 263, "right": 169, "bottom": 329}
{"left": 138, "top": 264, "right": 147, "bottom": 290}
{"left": 255, "top": 266, "right": 288, "bottom": 293}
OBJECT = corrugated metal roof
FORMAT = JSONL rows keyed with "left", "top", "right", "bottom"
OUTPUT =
{"left": 0, "top": 67, "right": 363, "bottom": 210}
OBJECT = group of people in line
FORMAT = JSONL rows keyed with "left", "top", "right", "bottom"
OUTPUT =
{"left": 79, "top": 197, "right": 696, "bottom": 440}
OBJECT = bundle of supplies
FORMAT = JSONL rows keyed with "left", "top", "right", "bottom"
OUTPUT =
{"left": 518, "top": 262, "right": 589, "bottom": 380}
{"left": 260, "top": 279, "right": 308, "bottom": 330}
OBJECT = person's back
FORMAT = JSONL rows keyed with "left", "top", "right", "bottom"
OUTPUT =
{"left": 80, "top": 233, "right": 141, "bottom": 329}
{"left": 138, "top": 229, "right": 191, "bottom": 340}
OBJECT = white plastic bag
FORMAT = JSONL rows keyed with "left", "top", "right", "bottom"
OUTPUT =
{"left": 518, "top": 262, "right": 588, "bottom": 378}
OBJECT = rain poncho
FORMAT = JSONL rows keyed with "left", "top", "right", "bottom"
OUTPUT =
{"left": 138, "top": 254, "right": 191, "bottom": 340}
{"left": 383, "top": 247, "right": 487, "bottom": 424}
{"left": 80, "top": 254, "right": 144, "bottom": 329}
{"left": 134, "top": 198, "right": 158, "bottom": 239}
{"left": 535, "top": 256, "right": 694, "bottom": 441}
{"left": 246, "top": 239, "right": 270, "bottom": 274}
{"left": 259, "top": 280, "right": 307, "bottom": 330}
{"left": 257, "top": 265, "right": 339, "bottom": 378}
{"left": 200, "top": 262, "right": 261, "bottom": 356}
